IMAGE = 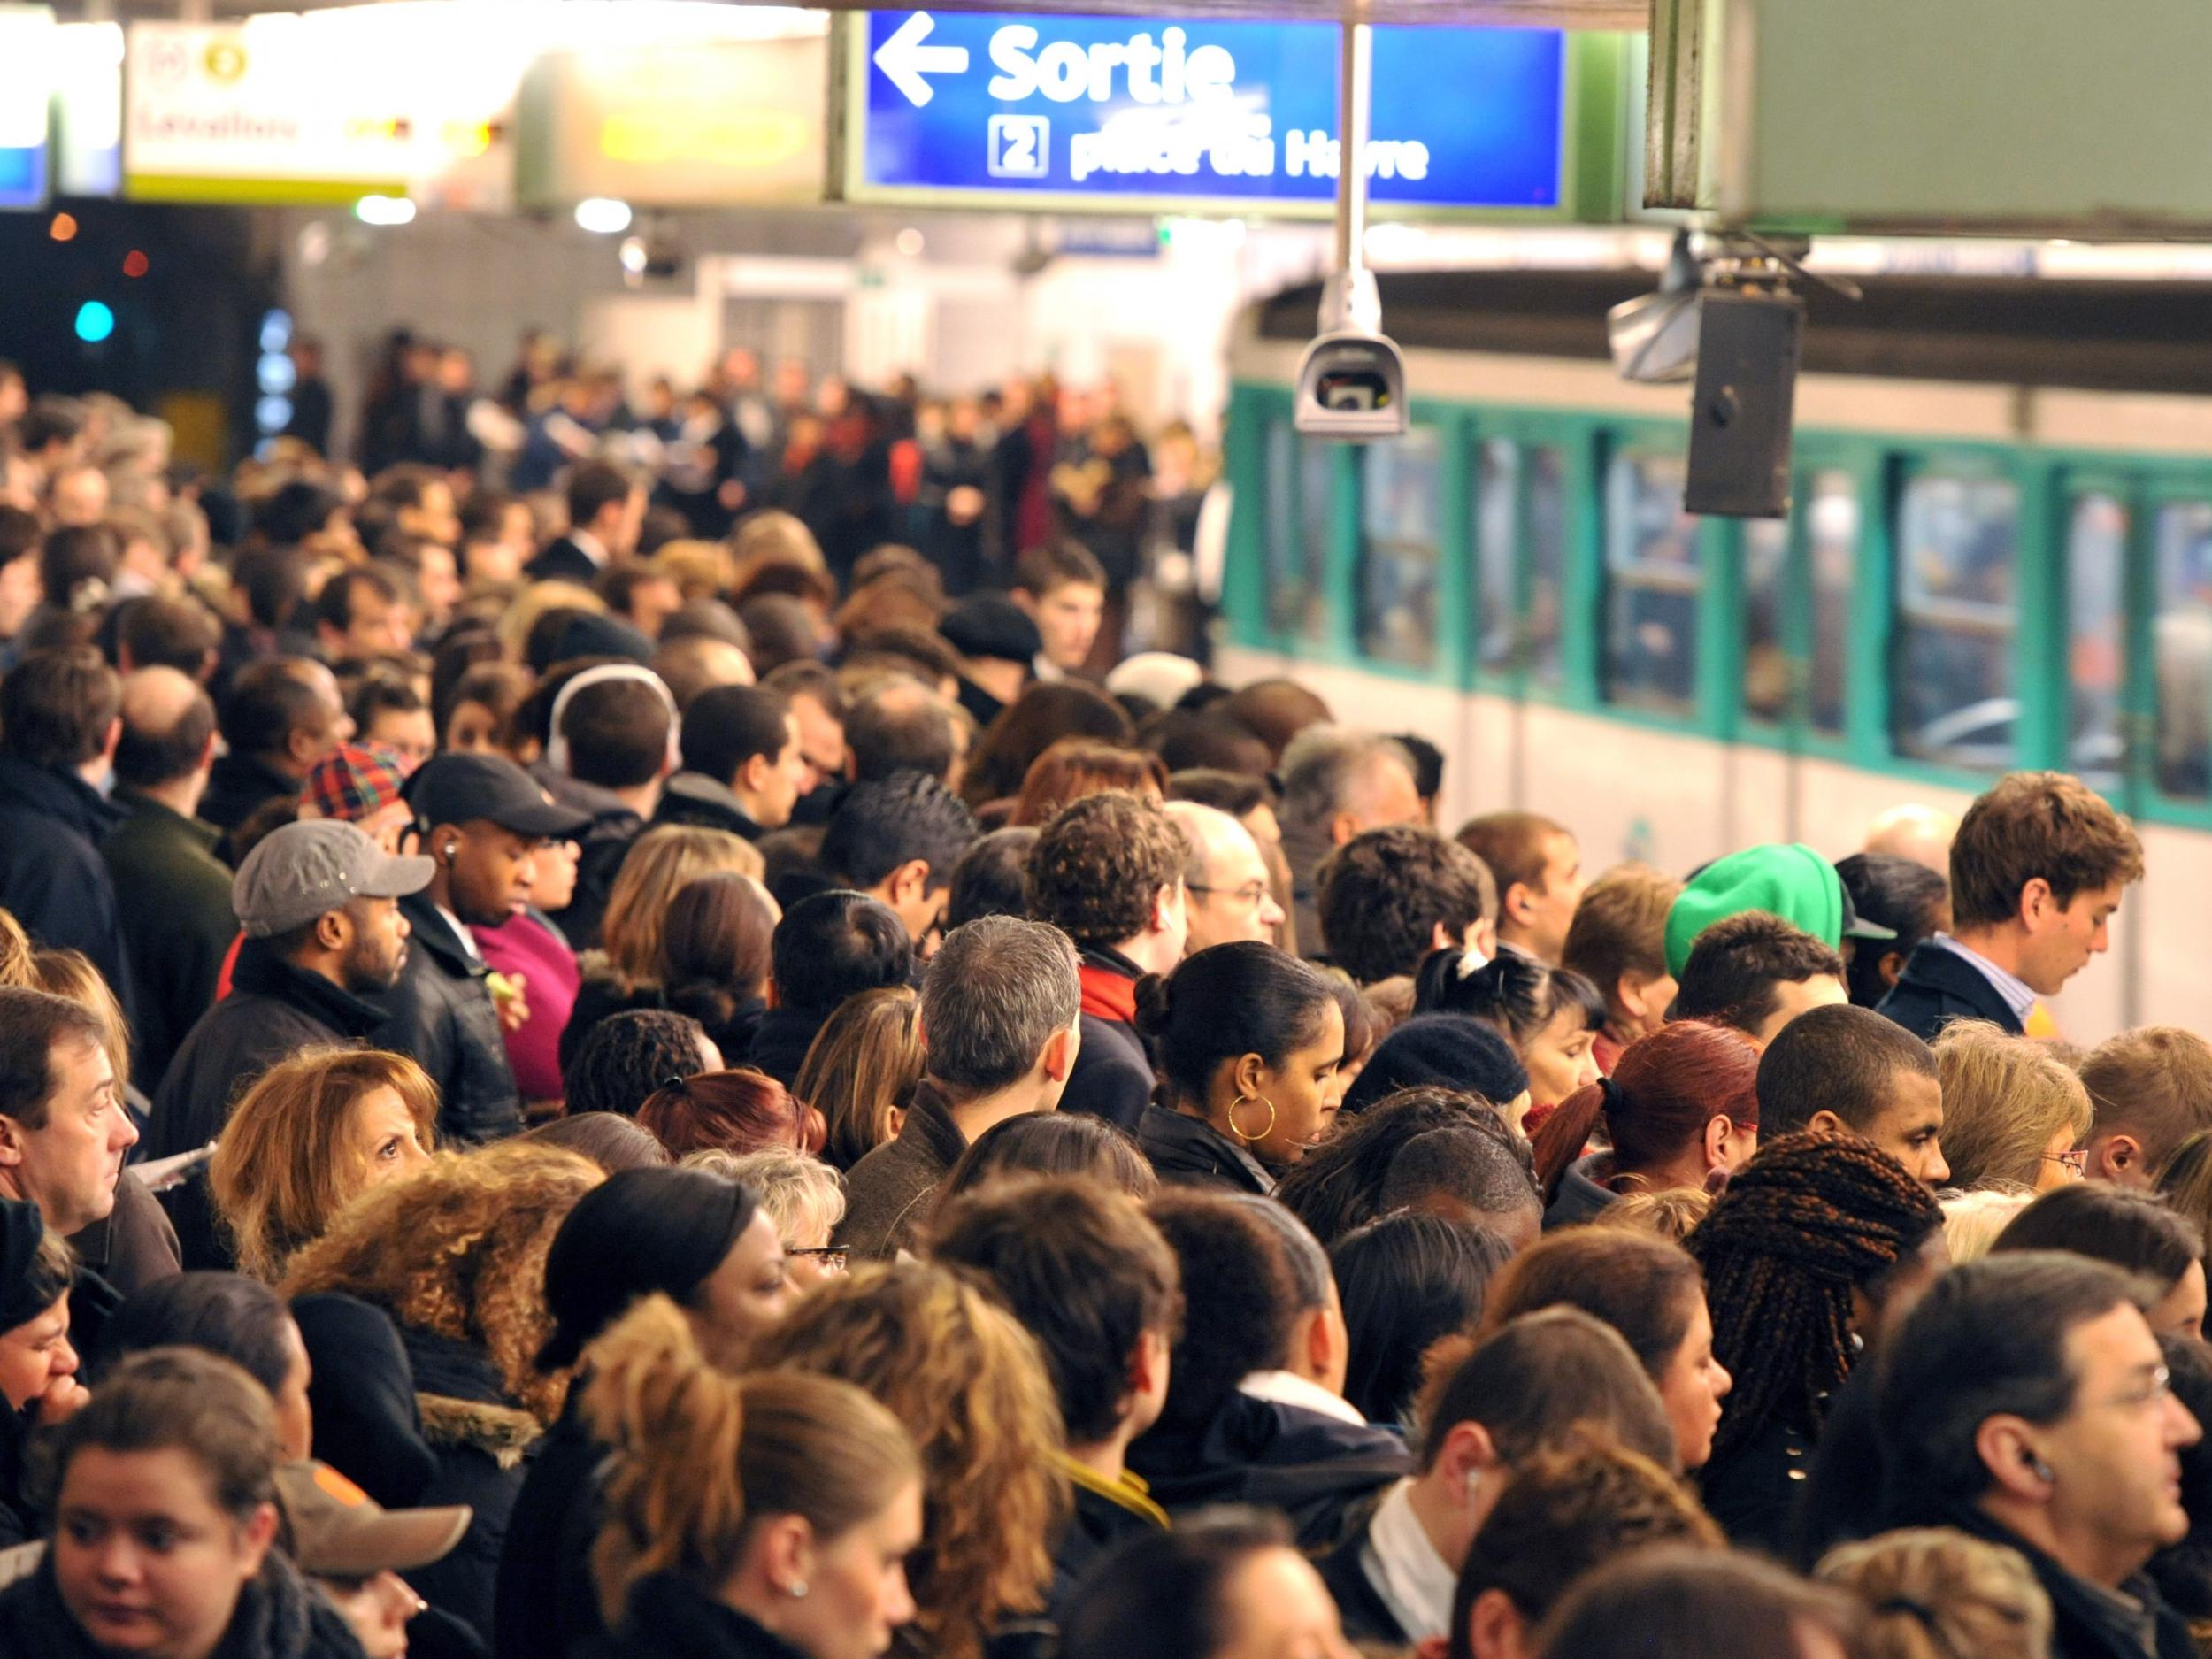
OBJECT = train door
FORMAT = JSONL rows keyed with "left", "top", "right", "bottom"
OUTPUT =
{"left": 2065, "top": 465, "right": 2212, "bottom": 1026}
{"left": 1735, "top": 451, "right": 1866, "bottom": 842}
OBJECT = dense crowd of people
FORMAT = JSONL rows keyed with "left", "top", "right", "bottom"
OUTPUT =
{"left": 0, "top": 347, "right": 2208, "bottom": 1659}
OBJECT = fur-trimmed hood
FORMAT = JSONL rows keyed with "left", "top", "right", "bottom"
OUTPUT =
{"left": 418, "top": 1391, "right": 543, "bottom": 1471}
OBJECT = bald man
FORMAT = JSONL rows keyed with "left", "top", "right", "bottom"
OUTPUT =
{"left": 651, "top": 635, "right": 753, "bottom": 712}
{"left": 1864, "top": 803, "right": 1959, "bottom": 877}
{"left": 1167, "top": 799, "right": 1288, "bottom": 952}
{"left": 100, "top": 666, "right": 234, "bottom": 1087}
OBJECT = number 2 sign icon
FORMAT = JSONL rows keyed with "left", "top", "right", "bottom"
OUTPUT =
{"left": 987, "top": 115, "right": 1049, "bottom": 179}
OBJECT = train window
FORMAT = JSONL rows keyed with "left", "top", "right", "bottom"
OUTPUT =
{"left": 1476, "top": 439, "right": 1519, "bottom": 673}
{"left": 1742, "top": 518, "right": 1788, "bottom": 724}
{"left": 1527, "top": 444, "right": 1569, "bottom": 688}
{"left": 1603, "top": 452, "right": 1701, "bottom": 715}
{"left": 1892, "top": 472, "right": 2019, "bottom": 768}
{"left": 1357, "top": 426, "right": 1442, "bottom": 669}
{"left": 2068, "top": 493, "right": 2128, "bottom": 787}
{"left": 2154, "top": 501, "right": 2212, "bottom": 799}
{"left": 1806, "top": 472, "right": 1858, "bottom": 736}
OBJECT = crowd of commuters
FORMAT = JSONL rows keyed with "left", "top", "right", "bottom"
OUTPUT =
{"left": 0, "top": 350, "right": 2209, "bottom": 1659}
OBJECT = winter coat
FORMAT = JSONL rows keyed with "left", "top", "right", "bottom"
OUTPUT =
{"left": 400, "top": 1325, "right": 548, "bottom": 1650}
{"left": 377, "top": 893, "right": 523, "bottom": 1146}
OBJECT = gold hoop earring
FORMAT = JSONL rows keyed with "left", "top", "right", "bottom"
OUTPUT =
{"left": 1227, "top": 1093, "right": 1277, "bottom": 1143}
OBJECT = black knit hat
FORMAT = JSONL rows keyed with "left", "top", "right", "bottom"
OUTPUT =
{"left": 940, "top": 593, "right": 1042, "bottom": 666}
{"left": 1342, "top": 1013, "right": 1531, "bottom": 1117}
{"left": 534, "top": 1168, "right": 761, "bottom": 1371}
{"left": 0, "top": 1197, "right": 51, "bottom": 1332}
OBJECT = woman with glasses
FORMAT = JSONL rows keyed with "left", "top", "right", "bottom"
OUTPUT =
{"left": 1932, "top": 1019, "right": 2095, "bottom": 1192}
{"left": 495, "top": 1167, "right": 793, "bottom": 1659}
{"left": 701, "top": 1146, "right": 852, "bottom": 1293}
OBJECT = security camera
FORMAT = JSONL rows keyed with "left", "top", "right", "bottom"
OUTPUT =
{"left": 1294, "top": 331, "right": 1408, "bottom": 441}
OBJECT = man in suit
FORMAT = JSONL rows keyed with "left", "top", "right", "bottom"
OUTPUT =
{"left": 526, "top": 459, "right": 642, "bottom": 585}
{"left": 1878, "top": 772, "right": 2143, "bottom": 1042}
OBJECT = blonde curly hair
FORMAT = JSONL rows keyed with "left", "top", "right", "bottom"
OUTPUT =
{"left": 280, "top": 1141, "right": 603, "bottom": 1424}
{"left": 1818, "top": 1527, "right": 2053, "bottom": 1659}
{"left": 745, "top": 1261, "right": 1065, "bottom": 1659}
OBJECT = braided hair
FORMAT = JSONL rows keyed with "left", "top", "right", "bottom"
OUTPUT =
{"left": 1687, "top": 1129, "right": 1941, "bottom": 1459}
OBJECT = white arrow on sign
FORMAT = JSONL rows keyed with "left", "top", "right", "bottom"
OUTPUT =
{"left": 874, "top": 12, "right": 970, "bottom": 108}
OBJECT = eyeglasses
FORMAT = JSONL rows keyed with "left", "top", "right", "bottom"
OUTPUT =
{"left": 1187, "top": 881, "right": 1271, "bottom": 909}
{"left": 787, "top": 1246, "right": 849, "bottom": 1273}
{"left": 2043, "top": 1148, "right": 2089, "bottom": 1175}
{"left": 2091, "top": 1363, "right": 2174, "bottom": 1413}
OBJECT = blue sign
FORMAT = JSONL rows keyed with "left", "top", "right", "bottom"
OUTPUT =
{"left": 0, "top": 144, "right": 45, "bottom": 211}
{"left": 852, "top": 10, "right": 1566, "bottom": 213}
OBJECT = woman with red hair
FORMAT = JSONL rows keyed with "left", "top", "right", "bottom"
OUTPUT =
{"left": 637, "top": 1068, "right": 826, "bottom": 1160}
{"left": 1532, "top": 1020, "right": 1761, "bottom": 1230}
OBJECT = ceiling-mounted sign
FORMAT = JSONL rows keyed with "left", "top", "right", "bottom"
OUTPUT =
{"left": 122, "top": 12, "right": 525, "bottom": 207}
{"left": 515, "top": 33, "right": 828, "bottom": 209}
{"left": 841, "top": 9, "right": 1614, "bottom": 219}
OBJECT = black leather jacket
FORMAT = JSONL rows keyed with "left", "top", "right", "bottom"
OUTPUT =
{"left": 378, "top": 893, "right": 523, "bottom": 1145}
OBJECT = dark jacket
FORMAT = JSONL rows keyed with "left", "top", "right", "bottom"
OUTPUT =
{"left": 0, "top": 1402, "right": 32, "bottom": 1548}
{"left": 67, "top": 1169, "right": 180, "bottom": 1296}
{"left": 102, "top": 788, "right": 236, "bottom": 1089}
{"left": 0, "top": 1547, "right": 365, "bottom": 1659}
{"left": 747, "top": 1005, "right": 826, "bottom": 1089}
{"left": 525, "top": 538, "right": 601, "bottom": 586}
{"left": 1792, "top": 1359, "right": 1885, "bottom": 1568}
{"left": 1543, "top": 1153, "right": 1620, "bottom": 1232}
{"left": 378, "top": 893, "right": 524, "bottom": 1145}
{"left": 580, "top": 1574, "right": 811, "bottom": 1659}
{"left": 1916, "top": 1505, "right": 2199, "bottom": 1659}
{"left": 653, "top": 772, "right": 766, "bottom": 841}
{"left": 148, "top": 937, "right": 389, "bottom": 1159}
{"left": 1876, "top": 940, "right": 2026, "bottom": 1042}
{"left": 838, "top": 1079, "right": 969, "bottom": 1259}
{"left": 1697, "top": 1412, "right": 1816, "bottom": 1559}
{"left": 495, "top": 1391, "right": 610, "bottom": 1659}
{"left": 1315, "top": 1508, "right": 1408, "bottom": 1649}
{"left": 1138, "top": 1105, "right": 1276, "bottom": 1194}
{"left": 200, "top": 749, "right": 299, "bottom": 836}
{"left": 1059, "top": 946, "right": 1154, "bottom": 1134}
{"left": 1049, "top": 1469, "right": 1168, "bottom": 1623}
{"left": 1126, "top": 1391, "right": 1410, "bottom": 1550}
{"left": 294, "top": 1293, "right": 442, "bottom": 1511}
{"left": 403, "top": 1325, "right": 547, "bottom": 1650}
{"left": 0, "top": 753, "right": 132, "bottom": 1018}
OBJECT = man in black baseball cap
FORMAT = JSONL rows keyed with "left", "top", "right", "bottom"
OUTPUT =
{"left": 380, "top": 755, "right": 590, "bottom": 1144}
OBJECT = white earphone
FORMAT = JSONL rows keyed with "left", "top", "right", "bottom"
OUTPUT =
{"left": 546, "top": 663, "right": 681, "bottom": 779}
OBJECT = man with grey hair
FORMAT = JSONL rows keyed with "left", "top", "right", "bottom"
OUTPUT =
{"left": 839, "top": 913, "right": 1083, "bottom": 1259}
{"left": 1277, "top": 726, "right": 1423, "bottom": 964}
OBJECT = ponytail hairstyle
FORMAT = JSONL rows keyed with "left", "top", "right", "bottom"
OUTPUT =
{"left": 584, "top": 1294, "right": 919, "bottom": 1627}
{"left": 1134, "top": 941, "right": 1336, "bottom": 1112}
{"left": 1687, "top": 1130, "right": 1943, "bottom": 1457}
{"left": 1415, "top": 948, "right": 1605, "bottom": 1048}
{"left": 1532, "top": 1020, "right": 1760, "bottom": 1201}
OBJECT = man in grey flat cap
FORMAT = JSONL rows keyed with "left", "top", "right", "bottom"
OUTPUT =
{"left": 147, "top": 818, "right": 432, "bottom": 1164}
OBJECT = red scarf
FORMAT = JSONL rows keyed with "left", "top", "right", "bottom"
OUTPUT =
{"left": 1079, "top": 962, "right": 1138, "bottom": 1025}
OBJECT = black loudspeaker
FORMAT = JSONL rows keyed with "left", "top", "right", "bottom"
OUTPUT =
{"left": 1685, "top": 288, "right": 1805, "bottom": 518}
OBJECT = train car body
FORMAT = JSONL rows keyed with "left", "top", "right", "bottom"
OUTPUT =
{"left": 1218, "top": 267, "right": 2212, "bottom": 1041}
